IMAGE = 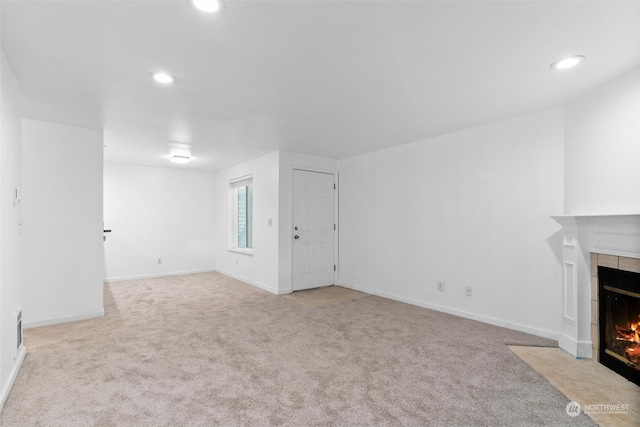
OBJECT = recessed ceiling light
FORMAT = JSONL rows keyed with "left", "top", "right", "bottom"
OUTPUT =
{"left": 150, "top": 72, "right": 177, "bottom": 84}
{"left": 550, "top": 55, "right": 585, "bottom": 70}
{"left": 170, "top": 155, "right": 191, "bottom": 164}
{"left": 192, "top": 0, "right": 225, "bottom": 14}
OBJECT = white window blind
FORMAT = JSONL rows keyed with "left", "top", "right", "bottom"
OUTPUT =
{"left": 229, "top": 175, "right": 253, "bottom": 251}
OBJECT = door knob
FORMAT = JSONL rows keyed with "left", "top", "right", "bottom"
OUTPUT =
{"left": 294, "top": 235, "right": 300, "bottom": 239}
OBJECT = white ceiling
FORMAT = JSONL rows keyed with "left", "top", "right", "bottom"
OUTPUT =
{"left": 2, "top": 0, "right": 639, "bottom": 172}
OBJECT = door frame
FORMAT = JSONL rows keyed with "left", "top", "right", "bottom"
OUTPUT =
{"left": 288, "top": 166, "right": 338, "bottom": 293}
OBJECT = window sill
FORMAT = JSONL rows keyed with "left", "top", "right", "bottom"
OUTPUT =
{"left": 228, "top": 247, "right": 253, "bottom": 255}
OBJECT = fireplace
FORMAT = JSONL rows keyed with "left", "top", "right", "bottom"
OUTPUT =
{"left": 551, "top": 214, "right": 640, "bottom": 362}
{"left": 599, "top": 266, "right": 640, "bottom": 386}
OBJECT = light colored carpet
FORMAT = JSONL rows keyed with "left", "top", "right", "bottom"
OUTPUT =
{"left": 1, "top": 272, "right": 596, "bottom": 426}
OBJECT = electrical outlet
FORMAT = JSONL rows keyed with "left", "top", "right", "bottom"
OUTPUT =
{"left": 158, "top": 258, "right": 162, "bottom": 264}
{"left": 465, "top": 286, "right": 472, "bottom": 297}
{"left": 437, "top": 281, "right": 445, "bottom": 292}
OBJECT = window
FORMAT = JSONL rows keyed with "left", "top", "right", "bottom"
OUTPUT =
{"left": 230, "top": 176, "right": 253, "bottom": 252}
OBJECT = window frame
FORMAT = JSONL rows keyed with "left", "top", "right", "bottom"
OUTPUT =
{"left": 229, "top": 175, "right": 253, "bottom": 255}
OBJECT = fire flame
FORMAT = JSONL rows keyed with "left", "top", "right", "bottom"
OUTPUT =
{"left": 615, "top": 314, "right": 640, "bottom": 363}
{"left": 615, "top": 316, "right": 640, "bottom": 343}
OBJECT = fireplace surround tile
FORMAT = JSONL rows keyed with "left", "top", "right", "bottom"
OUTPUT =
{"left": 591, "top": 262, "right": 599, "bottom": 362}
{"left": 598, "top": 253, "right": 619, "bottom": 269}
{"left": 591, "top": 253, "right": 598, "bottom": 276}
{"left": 620, "top": 256, "right": 640, "bottom": 274}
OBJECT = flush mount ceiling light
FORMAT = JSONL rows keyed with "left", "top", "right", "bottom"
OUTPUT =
{"left": 150, "top": 72, "right": 177, "bottom": 84}
{"left": 170, "top": 155, "right": 191, "bottom": 164}
{"left": 550, "top": 55, "right": 585, "bottom": 70}
{"left": 192, "top": 0, "right": 225, "bottom": 14}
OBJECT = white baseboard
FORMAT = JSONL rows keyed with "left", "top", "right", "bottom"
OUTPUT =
{"left": 215, "top": 269, "right": 279, "bottom": 294}
{"left": 23, "top": 309, "right": 105, "bottom": 329}
{"left": 559, "top": 333, "right": 593, "bottom": 359}
{"left": 339, "top": 282, "right": 560, "bottom": 342}
{"left": 104, "top": 268, "right": 217, "bottom": 283}
{"left": 0, "top": 345, "right": 26, "bottom": 412}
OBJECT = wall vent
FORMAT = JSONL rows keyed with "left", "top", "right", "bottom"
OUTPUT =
{"left": 15, "top": 308, "right": 23, "bottom": 359}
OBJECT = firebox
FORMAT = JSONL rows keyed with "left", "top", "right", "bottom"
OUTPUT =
{"left": 599, "top": 266, "right": 640, "bottom": 386}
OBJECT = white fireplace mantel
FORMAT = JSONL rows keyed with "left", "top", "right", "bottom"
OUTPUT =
{"left": 551, "top": 214, "right": 640, "bottom": 358}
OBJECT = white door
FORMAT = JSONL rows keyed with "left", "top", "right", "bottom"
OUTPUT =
{"left": 292, "top": 169, "right": 336, "bottom": 291}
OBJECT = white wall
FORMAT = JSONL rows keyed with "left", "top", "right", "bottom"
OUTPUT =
{"left": 103, "top": 162, "right": 216, "bottom": 280}
{"left": 21, "top": 119, "right": 104, "bottom": 328}
{"left": 214, "top": 151, "right": 280, "bottom": 293}
{"left": 565, "top": 66, "right": 640, "bottom": 214}
{"left": 278, "top": 151, "right": 338, "bottom": 293}
{"left": 338, "top": 109, "right": 565, "bottom": 339}
{"left": 213, "top": 150, "right": 338, "bottom": 294}
{"left": 0, "top": 50, "right": 25, "bottom": 410}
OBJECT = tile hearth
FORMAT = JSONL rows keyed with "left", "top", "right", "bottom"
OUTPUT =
{"left": 511, "top": 346, "right": 640, "bottom": 427}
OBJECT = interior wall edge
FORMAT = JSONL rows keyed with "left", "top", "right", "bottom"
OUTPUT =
{"left": 0, "top": 346, "right": 25, "bottom": 413}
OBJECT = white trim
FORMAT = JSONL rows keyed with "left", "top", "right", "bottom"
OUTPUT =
{"left": 229, "top": 174, "right": 253, "bottom": 187}
{"left": 23, "top": 310, "right": 105, "bottom": 329}
{"left": 0, "top": 345, "right": 26, "bottom": 412}
{"left": 551, "top": 213, "right": 640, "bottom": 219}
{"left": 552, "top": 214, "right": 640, "bottom": 258}
{"left": 339, "top": 282, "right": 560, "bottom": 342}
{"left": 228, "top": 247, "right": 253, "bottom": 255}
{"left": 215, "top": 269, "right": 282, "bottom": 294}
{"left": 290, "top": 165, "right": 338, "bottom": 176}
{"left": 563, "top": 262, "right": 577, "bottom": 322}
{"left": 104, "top": 268, "right": 217, "bottom": 282}
{"left": 558, "top": 333, "right": 593, "bottom": 359}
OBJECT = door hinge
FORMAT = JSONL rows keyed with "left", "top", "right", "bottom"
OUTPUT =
{"left": 334, "top": 183, "right": 336, "bottom": 190}
{"left": 334, "top": 224, "right": 336, "bottom": 230}
{"left": 334, "top": 265, "right": 336, "bottom": 271}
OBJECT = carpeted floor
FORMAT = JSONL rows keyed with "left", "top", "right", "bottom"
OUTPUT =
{"left": 0, "top": 272, "right": 596, "bottom": 426}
